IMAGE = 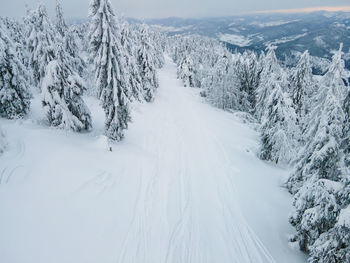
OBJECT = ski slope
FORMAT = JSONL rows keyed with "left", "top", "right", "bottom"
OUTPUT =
{"left": 0, "top": 56, "right": 306, "bottom": 263}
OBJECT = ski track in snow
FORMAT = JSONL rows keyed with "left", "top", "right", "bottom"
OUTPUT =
{"left": 0, "top": 56, "right": 306, "bottom": 263}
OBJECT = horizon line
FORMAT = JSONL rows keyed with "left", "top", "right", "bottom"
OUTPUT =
{"left": 249, "top": 5, "right": 350, "bottom": 14}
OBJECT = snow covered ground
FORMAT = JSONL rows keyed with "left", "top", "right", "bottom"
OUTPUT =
{"left": 0, "top": 56, "right": 307, "bottom": 263}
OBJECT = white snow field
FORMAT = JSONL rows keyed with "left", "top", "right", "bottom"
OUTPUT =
{"left": 0, "top": 56, "right": 307, "bottom": 263}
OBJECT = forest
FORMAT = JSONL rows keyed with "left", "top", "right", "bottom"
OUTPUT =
{"left": 0, "top": 0, "right": 349, "bottom": 262}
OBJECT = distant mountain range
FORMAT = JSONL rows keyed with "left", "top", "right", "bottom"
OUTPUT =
{"left": 145, "top": 12, "right": 350, "bottom": 74}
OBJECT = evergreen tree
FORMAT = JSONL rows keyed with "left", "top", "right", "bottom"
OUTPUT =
{"left": 260, "top": 81, "right": 298, "bottom": 164}
{"left": 255, "top": 45, "right": 286, "bottom": 121}
{"left": 233, "top": 50, "right": 261, "bottom": 113}
{"left": 137, "top": 24, "right": 159, "bottom": 102}
{"left": 55, "top": 0, "right": 68, "bottom": 37}
{"left": 26, "top": 5, "right": 56, "bottom": 87}
{"left": 289, "top": 50, "right": 315, "bottom": 119}
{"left": 89, "top": 0, "right": 131, "bottom": 141}
{"left": 55, "top": 1, "right": 86, "bottom": 77}
{"left": 205, "top": 54, "right": 240, "bottom": 110}
{"left": 120, "top": 22, "right": 143, "bottom": 101}
{"left": 0, "top": 23, "right": 31, "bottom": 119}
{"left": 309, "top": 224, "right": 350, "bottom": 263}
{"left": 2, "top": 17, "right": 28, "bottom": 69}
{"left": 42, "top": 44, "right": 91, "bottom": 131}
{"left": 177, "top": 55, "right": 195, "bottom": 87}
{"left": 287, "top": 44, "right": 348, "bottom": 259}
{"left": 286, "top": 45, "right": 346, "bottom": 194}
{"left": 289, "top": 178, "right": 341, "bottom": 252}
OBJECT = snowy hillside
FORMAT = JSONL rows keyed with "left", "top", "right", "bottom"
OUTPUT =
{"left": 1, "top": 0, "right": 350, "bottom": 262}
{"left": 0, "top": 56, "right": 307, "bottom": 263}
{"left": 147, "top": 12, "right": 350, "bottom": 72}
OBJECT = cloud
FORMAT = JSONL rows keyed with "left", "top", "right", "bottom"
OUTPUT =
{"left": 0, "top": 0, "right": 349, "bottom": 19}
{"left": 251, "top": 5, "right": 350, "bottom": 14}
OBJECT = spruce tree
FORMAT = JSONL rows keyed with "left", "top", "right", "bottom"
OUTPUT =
{"left": 289, "top": 50, "right": 315, "bottom": 119}
{"left": 55, "top": 1, "right": 86, "bottom": 77}
{"left": 287, "top": 44, "right": 347, "bottom": 257}
{"left": 42, "top": 44, "right": 91, "bottom": 131}
{"left": 0, "top": 23, "right": 31, "bottom": 119}
{"left": 137, "top": 24, "right": 159, "bottom": 102}
{"left": 289, "top": 178, "right": 341, "bottom": 252}
{"left": 233, "top": 50, "right": 261, "bottom": 113}
{"left": 309, "top": 225, "right": 350, "bottom": 263}
{"left": 55, "top": 0, "right": 68, "bottom": 38}
{"left": 89, "top": 0, "right": 131, "bottom": 141}
{"left": 177, "top": 55, "right": 195, "bottom": 87}
{"left": 120, "top": 22, "right": 143, "bottom": 101}
{"left": 286, "top": 45, "right": 346, "bottom": 194}
{"left": 26, "top": 5, "right": 56, "bottom": 87}
{"left": 260, "top": 81, "right": 298, "bottom": 164}
{"left": 255, "top": 45, "right": 285, "bottom": 121}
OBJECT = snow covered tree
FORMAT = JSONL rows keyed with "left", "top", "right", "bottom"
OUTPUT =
{"left": 2, "top": 18, "right": 28, "bottom": 69}
{"left": 42, "top": 44, "right": 91, "bottom": 131}
{"left": 289, "top": 178, "right": 341, "bottom": 252}
{"left": 260, "top": 82, "right": 298, "bottom": 164}
{"left": 54, "top": 1, "right": 86, "bottom": 78}
{"left": 205, "top": 54, "right": 240, "bottom": 110}
{"left": 89, "top": 0, "right": 131, "bottom": 141}
{"left": 286, "top": 45, "right": 346, "bottom": 194}
{"left": 177, "top": 55, "right": 195, "bottom": 87}
{"left": 26, "top": 5, "right": 56, "bottom": 87}
{"left": 288, "top": 50, "right": 315, "bottom": 119}
{"left": 149, "top": 29, "right": 165, "bottom": 68}
{"left": 137, "top": 25, "right": 159, "bottom": 102}
{"left": 55, "top": 0, "right": 68, "bottom": 37}
{"left": 233, "top": 51, "right": 261, "bottom": 113}
{"left": 287, "top": 44, "right": 349, "bottom": 260}
{"left": 120, "top": 22, "right": 143, "bottom": 101}
{"left": 0, "top": 23, "right": 31, "bottom": 119}
{"left": 255, "top": 45, "right": 286, "bottom": 121}
{"left": 309, "top": 224, "right": 350, "bottom": 263}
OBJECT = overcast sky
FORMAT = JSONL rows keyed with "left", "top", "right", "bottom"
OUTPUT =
{"left": 0, "top": 0, "right": 349, "bottom": 19}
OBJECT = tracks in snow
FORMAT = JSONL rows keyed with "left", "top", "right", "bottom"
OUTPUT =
{"left": 114, "top": 56, "right": 276, "bottom": 263}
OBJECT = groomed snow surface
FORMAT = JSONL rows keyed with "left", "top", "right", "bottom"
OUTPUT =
{"left": 0, "top": 56, "right": 307, "bottom": 263}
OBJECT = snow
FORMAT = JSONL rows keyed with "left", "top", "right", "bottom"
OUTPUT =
{"left": 266, "top": 33, "right": 307, "bottom": 46}
{"left": 250, "top": 20, "right": 300, "bottom": 28}
{"left": 150, "top": 25, "right": 193, "bottom": 33}
{"left": 218, "top": 33, "right": 251, "bottom": 47}
{"left": 337, "top": 206, "right": 350, "bottom": 227}
{"left": 0, "top": 56, "right": 306, "bottom": 263}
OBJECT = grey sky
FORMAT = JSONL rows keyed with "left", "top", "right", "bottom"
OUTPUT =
{"left": 0, "top": 0, "right": 349, "bottom": 19}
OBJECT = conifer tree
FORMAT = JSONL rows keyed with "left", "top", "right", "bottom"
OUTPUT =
{"left": 287, "top": 44, "right": 347, "bottom": 258}
{"left": 89, "top": 0, "right": 131, "bottom": 141}
{"left": 120, "top": 22, "right": 143, "bottom": 101}
{"left": 137, "top": 24, "right": 159, "bottom": 102}
{"left": 260, "top": 82, "right": 298, "bottom": 164}
{"left": 286, "top": 44, "right": 346, "bottom": 194}
{"left": 0, "top": 23, "right": 31, "bottom": 119}
{"left": 255, "top": 45, "right": 285, "bottom": 121}
{"left": 289, "top": 50, "right": 315, "bottom": 119}
{"left": 289, "top": 178, "right": 341, "bottom": 252}
{"left": 233, "top": 50, "right": 261, "bottom": 113}
{"left": 55, "top": 1, "right": 86, "bottom": 77}
{"left": 55, "top": 0, "right": 68, "bottom": 37}
{"left": 177, "top": 55, "right": 195, "bottom": 87}
{"left": 42, "top": 44, "right": 91, "bottom": 131}
{"left": 26, "top": 5, "right": 56, "bottom": 87}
